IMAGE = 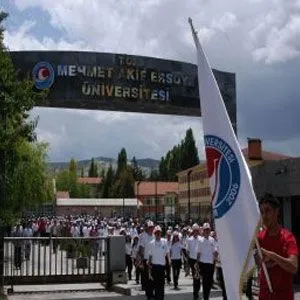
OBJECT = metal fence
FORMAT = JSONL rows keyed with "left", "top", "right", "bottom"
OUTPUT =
{"left": 3, "top": 236, "right": 108, "bottom": 286}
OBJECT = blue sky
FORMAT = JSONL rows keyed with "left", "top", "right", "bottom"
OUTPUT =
{"left": 2, "top": 0, "right": 300, "bottom": 162}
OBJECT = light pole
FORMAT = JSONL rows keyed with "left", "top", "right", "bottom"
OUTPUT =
{"left": 137, "top": 181, "right": 141, "bottom": 220}
{"left": 187, "top": 170, "right": 192, "bottom": 223}
{"left": 123, "top": 197, "right": 125, "bottom": 219}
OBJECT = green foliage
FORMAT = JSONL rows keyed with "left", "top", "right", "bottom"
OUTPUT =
{"left": 0, "top": 12, "right": 49, "bottom": 224}
{"left": 102, "top": 165, "right": 114, "bottom": 198}
{"left": 7, "top": 142, "right": 54, "bottom": 218}
{"left": 56, "top": 159, "right": 91, "bottom": 198}
{"left": 116, "top": 148, "right": 127, "bottom": 177}
{"left": 181, "top": 128, "right": 199, "bottom": 170}
{"left": 88, "top": 158, "right": 98, "bottom": 177}
{"left": 131, "top": 156, "right": 145, "bottom": 181}
{"left": 148, "top": 169, "right": 160, "bottom": 181}
{"left": 112, "top": 167, "right": 135, "bottom": 198}
{"left": 157, "top": 128, "right": 199, "bottom": 181}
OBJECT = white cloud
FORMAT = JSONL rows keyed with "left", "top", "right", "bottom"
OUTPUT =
{"left": 4, "top": 20, "right": 86, "bottom": 51}
{"left": 249, "top": 3, "right": 300, "bottom": 63}
{"left": 3, "top": 0, "right": 300, "bottom": 161}
{"left": 212, "top": 12, "right": 238, "bottom": 32}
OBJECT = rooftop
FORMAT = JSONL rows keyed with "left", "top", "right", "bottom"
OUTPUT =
{"left": 135, "top": 181, "right": 178, "bottom": 196}
{"left": 241, "top": 148, "right": 292, "bottom": 161}
{"left": 77, "top": 177, "right": 103, "bottom": 184}
{"left": 56, "top": 198, "right": 142, "bottom": 207}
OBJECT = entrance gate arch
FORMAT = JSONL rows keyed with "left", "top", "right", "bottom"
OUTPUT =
{"left": 4, "top": 51, "right": 237, "bottom": 285}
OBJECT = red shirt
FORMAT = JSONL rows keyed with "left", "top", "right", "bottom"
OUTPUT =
{"left": 258, "top": 227, "right": 298, "bottom": 300}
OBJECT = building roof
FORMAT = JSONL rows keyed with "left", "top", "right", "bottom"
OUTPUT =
{"left": 177, "top": 149, "right": 291, "bottom": 178}
{"left": 135, "top": 181, "right": 178, "bottom": 196}
{"left": 241, "top": 148, "right": 292, "bottom": 161}
{"left": 176, "top": 164, "right": 206, "bottom": 176}
{"left": 56, "top": 198, "right": 142, "bottom": 207}
{"left": 77, "top": 177, "right": 103, "bottom": 184}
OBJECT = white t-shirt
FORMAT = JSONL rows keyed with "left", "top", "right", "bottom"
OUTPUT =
{"left": 132, "top": 244, "right": 138, "bottom": 259}
{"left": 125, "top": 243, "right": 132, "bottom": 256}
{"left": 138, "top": 232, "right": 154, "bottom": 260}
{"left": 149, "top": 238, "right": 169, "bottom": 265}
{"left": 198, "top": 236, "right": 217, "bottom": 264}
{"left": 186, "top": 236, "right": 201, "bottom": 260}
{"left": 170, "top": 241, "right": 184, "bottom": 260}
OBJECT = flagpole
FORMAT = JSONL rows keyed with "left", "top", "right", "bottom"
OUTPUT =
{"left": 188, "top": 17, "right": 273, "bottom": 295}
{"left": 255, "top": 237, "right": 273, "bottom": 293}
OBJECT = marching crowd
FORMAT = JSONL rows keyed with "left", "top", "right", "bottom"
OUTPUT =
{"left": 10, "top": 216, "right": 229, "bottom": 300}
{"left": 10, "top": 193, "right": 299, "bottom": 300}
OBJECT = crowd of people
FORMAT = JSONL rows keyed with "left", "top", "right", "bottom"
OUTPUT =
{"left": 10, "top": 216, "right": 228, "bottom": 300}
{"left": 9, "top": 193, "right": 299, "bottom": 300}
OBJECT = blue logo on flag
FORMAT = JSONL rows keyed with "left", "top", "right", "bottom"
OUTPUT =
{"left": 205, "top": 135, "right": 240, "bottom": 219}
{"left": 32, "top": 61, "right": 55, "bottom": 89}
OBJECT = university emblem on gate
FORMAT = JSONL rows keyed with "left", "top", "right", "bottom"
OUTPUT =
{"left": 32, "top": 61, "right": 55, "bottom": 89}
{"left": 205, "top": 135, "right": 240, "bottom": 219}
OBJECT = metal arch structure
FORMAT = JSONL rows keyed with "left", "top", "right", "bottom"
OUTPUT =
{"left": 10, "top": 51, "right": 237, "bottom": 132}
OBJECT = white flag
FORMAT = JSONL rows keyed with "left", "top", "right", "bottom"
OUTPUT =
{"left": 189, "top": 19, "right": 261, "bottom": 299}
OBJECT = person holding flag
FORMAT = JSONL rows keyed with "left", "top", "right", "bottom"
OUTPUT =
{"left": 256, "top": 193, "right": 298, "bottom": 299}
{"left": 188, "top": 18, "right": 271, "bottom": 299}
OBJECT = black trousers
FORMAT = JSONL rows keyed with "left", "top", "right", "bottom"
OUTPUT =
{"left": 199, "top": 262, "right": 215, "bottom": 300}
{"left": 189, "top": 258, "right": 201, "bottom": 297}
{"left": 165, "top": 257, "right": 171, "bottom": 283}
{"left": 152, "top": 264, "right": 165, "bottom": 300}
{"left": 125, "top": 255, "right": 133, "bottom": 280}
{"left": 171, "top": 259, "right": 181, "bottom": 288}
{"left": 142, "top": 260, "right": 154, "bottom": 297}
{"left": 216, "top": 266, "right": 227, "bottom": 300}
{"left": 133, "top": 259, "right": 141, "bottom": 283}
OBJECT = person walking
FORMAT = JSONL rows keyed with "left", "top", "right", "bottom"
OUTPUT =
{"left": 132, "top": 235, "right": 141, "bottom": 284}
{"left": 148, "top": 225, "right": 170, "bottom": 300}
{"left": 170, "top": 231, "right": 184, "bottom": 290}
{"left": 186, "top": 223, "right": 201, "bottom": 300}
{"left": 138, "top": 221, "right": 155, "bottom": 298}
{"left": 125, "top": 234, "right": 133, "bottom": 281}
{"left": 198, "top": 223, "right": 218, "bottom": 300}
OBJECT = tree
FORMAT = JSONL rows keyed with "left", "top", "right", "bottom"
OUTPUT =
{"left": 102, "top": 165, "right": 114, "bottom": 198}
{"left": 0, "top": 12, "right": 47, "bottom": 223}
{"left": 8, "top": 142, "right": 54, "bottom": 217}
{"left": 88, "top": 158, "right": 98, "bottom": 177}
{"left": 148, "top": 169, "right": 160, "bottom": 181}
{"left": 112, "top": 167, "right": 135, "bottom": 198}
{"left": 116, "top": 148, "right": 127, "bottom": 177}
{"left": 181, "top": 128, "right": 199, "bottom": 170}
{"left": 131, "top": 156, "right": 144, "bottom": 181}
{"left": 56, "top": 159, "right": 91, "bottom": 198}
{"left": 157, "top": 128, "right": 199, "bottom": 181}
{"left": 68, "top": 158, "right": 78, "bottom": 197}
{"left": 159, "top": 156, "right": 168, "bottom": 181}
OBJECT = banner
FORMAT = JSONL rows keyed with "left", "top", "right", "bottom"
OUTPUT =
{"left": 10, "top": 51, "right": 236, "bottom": 130}
{"left": 189, "top": 19, "right": 260, "bottom": 299}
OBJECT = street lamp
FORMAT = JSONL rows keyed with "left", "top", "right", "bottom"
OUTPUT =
{"left": 187, "top": 170, "right": 192, "bottom": 223}
{"left": 136, "top": 181, "right": 141, "bottom": 220}
{"left": 123, "top": 197, "right": 125, "bottom": 219}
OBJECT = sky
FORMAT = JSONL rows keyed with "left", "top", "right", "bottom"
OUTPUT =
{"left": 1, "top": 0, "right": 300, "bottom": 162}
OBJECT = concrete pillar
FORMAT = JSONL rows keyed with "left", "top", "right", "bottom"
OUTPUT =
{"left": 282, "top": 197, "right": 292, "bottom": 230}
{"left": 106, "top": 235, "right": 126, "bottom": 288}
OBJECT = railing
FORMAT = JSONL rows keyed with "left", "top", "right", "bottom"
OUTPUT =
{"left": 3, "top": 236, "right": 108, "bottom": 285}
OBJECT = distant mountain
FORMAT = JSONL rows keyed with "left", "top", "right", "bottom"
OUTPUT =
{"left": 136, "top": 158, "right": 160, "bottom": 169}
{"left": 48, "top": 156, "right": 160, "bottom": 176}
